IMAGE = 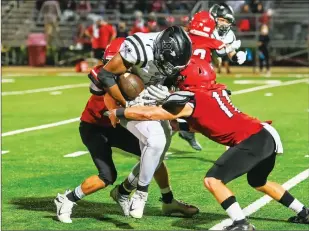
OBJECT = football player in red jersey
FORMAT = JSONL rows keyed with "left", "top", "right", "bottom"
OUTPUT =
{"left": 54, "top": 37, "right": 198, "bottom": 223}
{"left": 108, "top": 58, "right": 309, "bottom": 229}
{"left": 177, "top": 10, "right": 246, "bottom": 151}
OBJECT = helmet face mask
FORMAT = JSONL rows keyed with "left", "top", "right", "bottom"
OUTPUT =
{"left": 210, "top": 3, "right": 235, "bottom": 35}
{"left": 153, "top": 26, "right": 192, "bottom": 79}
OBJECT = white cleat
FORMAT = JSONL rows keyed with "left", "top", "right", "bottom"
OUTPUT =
{"left": 129, "top": 190, "right": 148, "bottom": 219}
{"left": 110, "top": 185, "right": 130, "bottom": 216}
{"left": 54, "top": 190, "right": 76, "bottom": 223}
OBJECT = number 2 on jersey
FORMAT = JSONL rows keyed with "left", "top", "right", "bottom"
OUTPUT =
{"left": 193, "top": 49, "right": 206, "bottom": 60}
{"left": 212, "top": 90, "right": 240, "bottom": 118}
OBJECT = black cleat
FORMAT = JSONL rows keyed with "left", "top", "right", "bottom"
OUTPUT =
{"left": 179, "top": 131, "right": 202, "bottom": 151}
{"left": 224, "top": 220, "right": 256, "bottom": 230}
{"left": 288, "top": 208, "right": 309, "bottom": 224}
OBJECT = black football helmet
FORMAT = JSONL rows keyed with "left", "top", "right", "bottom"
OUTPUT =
{"left": 210, "top": 3, "right": 235, "bottom": 35}
{"left": 153, "top": 25, "right": 192, "bottom": 78}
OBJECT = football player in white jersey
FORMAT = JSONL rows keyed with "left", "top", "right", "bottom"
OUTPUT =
{"left": 210, "top": 3, "right": 247, "bottom": 72}
{"left": 88, "top": 26, "right": 194, "bottom": 218}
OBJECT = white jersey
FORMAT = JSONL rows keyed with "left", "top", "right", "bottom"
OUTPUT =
{"left": 119, "top": 32, "right": 166, "bottom": 86}
{"left": 211, "top": 29, "right": 236, "bottom": 57}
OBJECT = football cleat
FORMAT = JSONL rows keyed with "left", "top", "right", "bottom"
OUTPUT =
{"left": 179, "top": 131, "right": 202, "bottom": 151}
{"left": 162, "top": 198, "right": 199, "bottom": 217}
{"left": 129, "top": 190, "right": 148, "bottom": 219}
{"left": 110, "top": 185, "right": 130, "bottom": 216}
{"left": 54, "top": 190, "right": 76, "bottom": 223}
{"left": 223, "top": 220, "right": 256, "bottom": 230}
{"left": 288, "top": 208, "right": 309, "bottom": 224}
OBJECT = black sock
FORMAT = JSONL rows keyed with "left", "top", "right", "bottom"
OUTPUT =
{"left": 161, "top": 191, "right": 174, "bottom": 204}
{"left": 118, "top": 183, "right": 131, "bottom": 195}
{"left": 221, "top": 196, "right": 246, "bottom": 222}
{"left": 278, "top": 191, "right": 294, "bottom": 208}
{"left": 66, "top": 191, "right": 80, "bottom": 202}
{"left": 137, "top": 184, "right": 149, "bottom": 192}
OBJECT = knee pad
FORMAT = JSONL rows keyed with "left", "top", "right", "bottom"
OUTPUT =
{"left": 98, "top": 171, "right": 117, "bottom": 186}
{"left": 247, "top": 173, "right": 267, "bottom": 188}
{"left": 147, "top": 134, "right": 167, "bottom": 154}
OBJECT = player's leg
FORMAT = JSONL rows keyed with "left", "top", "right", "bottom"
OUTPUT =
{"left": 247, "top": 153, "right": 309, "bottom": 224}
{"left": 179, "top": 131, "right": 202, "bottom": 151}
{"left": 204, "top": 128, "right": 276, "bottom": 230}
{"left": 54, "top": 122, "right": 118, "bottom": 223}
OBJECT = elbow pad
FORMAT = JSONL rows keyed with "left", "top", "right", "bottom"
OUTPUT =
{"left": 98, "top": 68, "right": 117, "bottom": 88}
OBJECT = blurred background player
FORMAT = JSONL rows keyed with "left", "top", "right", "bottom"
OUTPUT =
{"left": 210, "top": 2, "right": 246, "bottom": 74}
{"left": 85, "top": 17, "right": 116, "bottom": 64}
{"left": 258, "top": 24, "right": 271, "bottom": 76}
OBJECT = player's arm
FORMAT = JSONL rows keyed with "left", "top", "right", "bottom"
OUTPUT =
{"left": 88, "top": 37, "right": 137, "bottom": 107}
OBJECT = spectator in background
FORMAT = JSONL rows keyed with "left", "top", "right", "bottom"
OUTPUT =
{"left": 258, "top": 24, "right": 271, "bottom": 76}
{"left": 180, "top": 15, "right": 190, "bottom": 29}
{"left": 60, "top": 0, "right": 77, "bottom": 22}
{"left": 105, "top": 0, "right": 125, "bottom": 14}
{"left": 117, "top": 21, "right": 129, "bottom": 37}
{"left": 250, "top": 0, "right": 263, "bottom": 13}
{"left": 85, "top": 17, "right": 117, "bottom": 63}
{"left": 130, "top": 11, "right": 149, "bottom": 34}
{"left": 37, "top": 0, "right": 62, "bottom": 47}
{"left": 237, "top": 4, "right": 251, "bottom": 32}
{"left": 151, "top": 0, "right": 168, "bottom": 13}
{"left": 135, "top": 0, "right": 149, "bottom": 13}
{"left": 77, "top": 0, "right": 91, "bottom": 18}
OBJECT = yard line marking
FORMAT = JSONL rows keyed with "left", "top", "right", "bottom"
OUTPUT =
{"left": 2, "top": 79, "right": 307, "bottom": 137}
{"left": 50, "top": 91, "right": 62, "bottom": 95}
{"left": 1, "top": 150, "right": 10, "bottom": 155}
{"left": 232, "top": 79, "right": 308, "bottom": 95}
{"left": 233, "top": 80, "right": 281, "bottom": 85}
{"left": 209, "top": 168, "right": 309, "bottom": 230}
{"left": 2, "top": 118, "right": 80, "bottom": 137}
{"left": 64, "top": 151, "right": 88, "bottom": 157}
{"left": 1, "top": 78, "right": 15, "bottom": 83}
{"left": 2, "top": 83, "right": 89, "bottom": 96}
{"left": 264, "top": 93, "right": 273, "bottom": 97}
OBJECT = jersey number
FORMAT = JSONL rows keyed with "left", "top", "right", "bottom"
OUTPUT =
{"left": 193, "top": 49, "right": 206, "bottom": 60}
{"left": 212, "top": 90, "right": 240, "bottom": 118}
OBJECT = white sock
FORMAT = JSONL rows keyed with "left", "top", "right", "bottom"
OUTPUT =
{"left": 289, "top": 199, "right": 304, "bottom": 214}
{"left": 160, "top": 186, "right": 172, "bottom": 194}
{"left": 74, "top": 185, "right": 86, "bottom": 200}
{"left": 226, "top": 202, "right": 246, "bottom": 222}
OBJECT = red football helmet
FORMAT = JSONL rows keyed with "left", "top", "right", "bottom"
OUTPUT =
{"left": 103, "top": 37, "right": 125, "bottom": 64}
{"left": 177, "top": 56, "right": 216, "bottom": 91}
{"left": 188, "top": 11, "right": 216, "bottom": 37}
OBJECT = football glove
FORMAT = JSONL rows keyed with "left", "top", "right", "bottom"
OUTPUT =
{"left": 236, "top": 51, "right": 247, "bottom": 65}
{"left": 125, "top": 89, "right": 156, "bottom": 107}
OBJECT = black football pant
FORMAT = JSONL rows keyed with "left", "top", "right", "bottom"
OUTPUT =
{"left": 79, "top": 121, "right": 141, "bottom": 185}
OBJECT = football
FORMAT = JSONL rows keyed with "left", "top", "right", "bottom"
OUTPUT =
{"left": 118, "top": 72, "right": 145, "bottom": 100}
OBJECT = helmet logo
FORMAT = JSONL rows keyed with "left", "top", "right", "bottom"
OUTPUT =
{"left": 162, "top": 40, "right": 176, "bottom": 57}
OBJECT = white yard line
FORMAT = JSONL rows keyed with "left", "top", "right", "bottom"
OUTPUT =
{"left": 2, "top": 118, "right": 80, "bottom": 137}
{"left": 2, "top": 79, "right": 307, "bottom": 137}
{"left": 1, "top": 150, "right": 10, "bottom": 155}
{"left": 2, "top": 83, "right": 89, "bottom": 96}
{"left": 209, "top": 168, "right": 309, "bottom": 230}
{"left": 64, "top": 151, "right": 89, "bottom": 157}
{"left": 232, "top": 79, "right": 307, "bottom": 95}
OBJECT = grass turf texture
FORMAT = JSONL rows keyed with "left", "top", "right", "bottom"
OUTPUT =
{"left": 1, "top": 72, "right": 308, "bottom": 230}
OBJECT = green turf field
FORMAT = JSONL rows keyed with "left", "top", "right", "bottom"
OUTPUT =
{"left": 1, "top": 71, "right": 309, "bottom": 230}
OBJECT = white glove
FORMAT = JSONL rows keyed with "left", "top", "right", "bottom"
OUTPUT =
{"left": 236, "top": 51, "right": 247, "bottom": 65}
{"left": 146, "top": 84, "right": 170, "bottom": 102}
{"left": 125, "top": 89, "right": 156, "bottom": 107}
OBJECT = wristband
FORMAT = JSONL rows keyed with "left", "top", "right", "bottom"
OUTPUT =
{"left": 115, "top": 108, "right": 125, "bottom": 118}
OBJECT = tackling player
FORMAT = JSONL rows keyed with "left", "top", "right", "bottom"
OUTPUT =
{"left": 87, "top": 26, "right": 195, "bottom": 218}
{"left": 54, "top": 38, "right": 198, "bottom": 223}
{"left": 176, "top": 10, "right": 246, "bottom": 151}
{"left": 107, "top": 57, "right": 309, "bottom": 230}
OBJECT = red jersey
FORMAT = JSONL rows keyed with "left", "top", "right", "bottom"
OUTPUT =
{"left": 189, "top": 34, "right": 225, "bottom": 63}
{"left": 187, "top": 85, "right": 263, "bottom": 147}
{"left": 87, "top": 24, "right": 116, "bottom": 49}
{"left": 80, "top": 94, "right": 112, "bottom": 127}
